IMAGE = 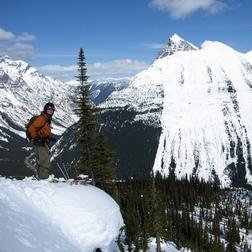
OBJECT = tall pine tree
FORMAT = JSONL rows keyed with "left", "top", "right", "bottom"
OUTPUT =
{"left": 75, "top": 48, "right": 98, "bottom": 181}
{"left": 75, "top": 48, "right": 116, "bottom": 186}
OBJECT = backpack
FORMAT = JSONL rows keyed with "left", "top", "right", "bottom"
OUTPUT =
{"left": 25, "top": 115, "right": 46, "bottom": 141}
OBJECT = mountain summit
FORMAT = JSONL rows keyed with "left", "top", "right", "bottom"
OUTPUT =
{"left": 101, "top": 36, "right": 252, "bottom": 187}
{"left": 157, "top": 33, "right": 198, "bottom": 59}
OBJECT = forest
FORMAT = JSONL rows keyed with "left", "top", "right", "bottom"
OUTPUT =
{"left": 106, "top": 175, "right": 252, "bottom": 252}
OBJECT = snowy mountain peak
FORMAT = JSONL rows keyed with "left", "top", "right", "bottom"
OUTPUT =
{"left": 0, "top": 55, "right": 11, "bottom": 61}
{"left": 170, "top": 33, "right": 184, "bottom": 43}
{"left": 0, "top": 55, "right": 39, "bottom": 81}
{"left": 157, "top": 33, "right": 198, "bottom": 59}
{"left": 102, "top": 36, "right": 252, "bottom": 187}
{"left": 0, "top": 55, "right": 26, "bottom": 66}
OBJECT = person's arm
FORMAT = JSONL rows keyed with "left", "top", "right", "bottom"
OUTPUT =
{"left": 29, "top": 116, "right": 46, "bottom": 139}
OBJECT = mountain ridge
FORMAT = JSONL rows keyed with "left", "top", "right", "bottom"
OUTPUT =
{"left": 0, "top": 55, "right": 78, "bottom": 136}
{"left": 0, "top": 55, "right": 129, "bottom": 176}
{"left": 100, "top": 35, "right": 252, "bottom": 187}
{"left": 2, "top": 34, "right": 252, "bottom": 187}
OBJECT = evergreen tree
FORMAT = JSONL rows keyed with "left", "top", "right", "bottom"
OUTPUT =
{"left": 75, "top": 48, "right": 98, "bottom": 181}
{"left": 115, "top": 174, "right": 252, "bottom": 252}
{"left": 226, "top": 217, "right": 240, "bottom": 252}
{"left": 212, "top": 206, "right": 221, "bottom": 242}
{"left": 75, "top": 48, "right": 116, "bottom": 186}
{"left": 149, "top": 172, "right": 164, "bottom": 252}
{"left": 121, "top": 181, "right": 142, "bottom": 251}
{"left": 93, "top": 133, "right": 116, "bottom": 188}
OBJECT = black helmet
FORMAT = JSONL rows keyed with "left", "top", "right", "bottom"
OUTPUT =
{"left": 44, "top": 102, "right": 55, "bottom": 112}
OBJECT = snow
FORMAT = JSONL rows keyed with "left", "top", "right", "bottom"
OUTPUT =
{"left": 170, "top": 33, "right": 198, "bottom": 51}
{"left": 101, "top": 34, "right": 199, "bottom": 127}
{"left": 170, "top": 33, "right": 184, "bottom": 43}
{"left": 148, "top": 238, "right": 188, "bottom": 252}
{"left": 152, "top": 41, "right": 252, "bottom": 186}
{"left": 0, "top": 55, "right": 78, "bottom": 138}
{"left": 102, "top": 34, "right": 252, "bottom": 187}
{"left": 245, "top": 50, "right": 252, "bottom": 63}
{"left": 0, "top": 177, "right": 124, "bottom": 252}
{"left": 157, "top": 33, "right": 198, "bottom": 60}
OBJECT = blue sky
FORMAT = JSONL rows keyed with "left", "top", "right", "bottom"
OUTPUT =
{"left": 0, "top": 0, "right": 252, "bottom": 81}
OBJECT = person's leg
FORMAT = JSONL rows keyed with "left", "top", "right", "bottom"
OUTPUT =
{"left": 34, "top": 145, "right": 50, "bottom": 179}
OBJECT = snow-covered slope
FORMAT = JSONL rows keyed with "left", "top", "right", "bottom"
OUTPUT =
{"left": 245, "top": 50, "right": 252, "bottom": 63}
{"left": 0, "top": 55, "right": 129, "bottom": 139}
{"left": 101, "top": 67, "right": 163, "bottom": 126}
{"left": 102, "top": 35, "right": 252, "bottom": 187}
{"left": 0, "top": 177, "right": 124, "bottom": 252}
{"left": 0, "top": 55, "right": 131, "bottom": 177}
{"left": 0, "top": 55, "right": 78, "bottom": 137}
{"left": 152, "top": 41, "right": 252, "bottom": 187}
{"left": 101, "top": 34, "right": 198, "bottom": 126}
{"left": 0, "top": 55, "right": 79, "bottom": 176}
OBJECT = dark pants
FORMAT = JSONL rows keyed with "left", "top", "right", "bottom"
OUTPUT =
{"left": 34, "top": 144, "right": 50, "bottom": 179}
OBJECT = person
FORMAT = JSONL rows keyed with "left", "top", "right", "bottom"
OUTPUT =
{"left": 28, "top": 102, "right": 56, "bottom": 179}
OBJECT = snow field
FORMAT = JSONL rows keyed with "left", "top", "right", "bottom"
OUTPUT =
{"left": 0, "top": 177, "right": 124, "bottom": 252}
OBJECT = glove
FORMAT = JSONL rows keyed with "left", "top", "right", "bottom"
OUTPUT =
{"left": 33, "top": 137, "right": 46, "bottom": 146}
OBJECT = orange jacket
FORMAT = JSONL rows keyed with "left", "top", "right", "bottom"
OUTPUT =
{"left": 29, "top": 113, "right": 52, "bottom": 139}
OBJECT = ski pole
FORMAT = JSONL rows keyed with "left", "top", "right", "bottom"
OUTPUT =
{"left": 63, "top": 163, "right": 70, "bottom": 179}
{"left": 57, "top": 163, "right": 67, "bottom": 180}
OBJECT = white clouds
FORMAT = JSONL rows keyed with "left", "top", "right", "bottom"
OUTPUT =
{"left": 90, "top": 59, "right": 148, "bottom": 80}
{"left": 89, "top": 59, "right": 148, "bottom": 77}
{"left": 149, "top": 0, "right": 227, "bottom": 19}
{"left": 0, "top": 27, "right": 36, "bottom": 42}
{"left": 0, "top": 42, "right": 35, "bottom": 60}
{"left": 38, "top": 59, "right": 148, "bottom": 81}
{"left": 16, "top": 32, "right": 36, "bottom": 42}
{"left": 0, "top": 26, "right": 148, "bottom": 81}
{"left": 38, "top": 64, "right": 77, "bottom": 81}
{"left": 141, "top": 43, "right": 166, "bottom": 49}
{"left": 38, "top": 54, "right": 75, "bottom": 58}
{"left": 0, "top": 27, "right": 15, "bottom": 40}
{"left": 0, "top": 27, "right": 36, "bottom": 60}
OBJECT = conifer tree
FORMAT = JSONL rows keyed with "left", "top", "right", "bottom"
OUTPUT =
{"left": 75, "top": 48, "right": 98, "bottom": 181}
{"left": 149, "top": 172, "right": 164, "bottom": 252}
{"left": 92, "top": 133, "right": 116, "bottom": 188}
{"left": 226, "top": 217, "right": 240, "bottom": 252}
{"left": 75, "top": 48, "right": 117, "bottom": 186}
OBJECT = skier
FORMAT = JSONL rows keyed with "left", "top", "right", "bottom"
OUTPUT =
{"left": 27, "top": 102, "right": 56, "bottom": 179}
